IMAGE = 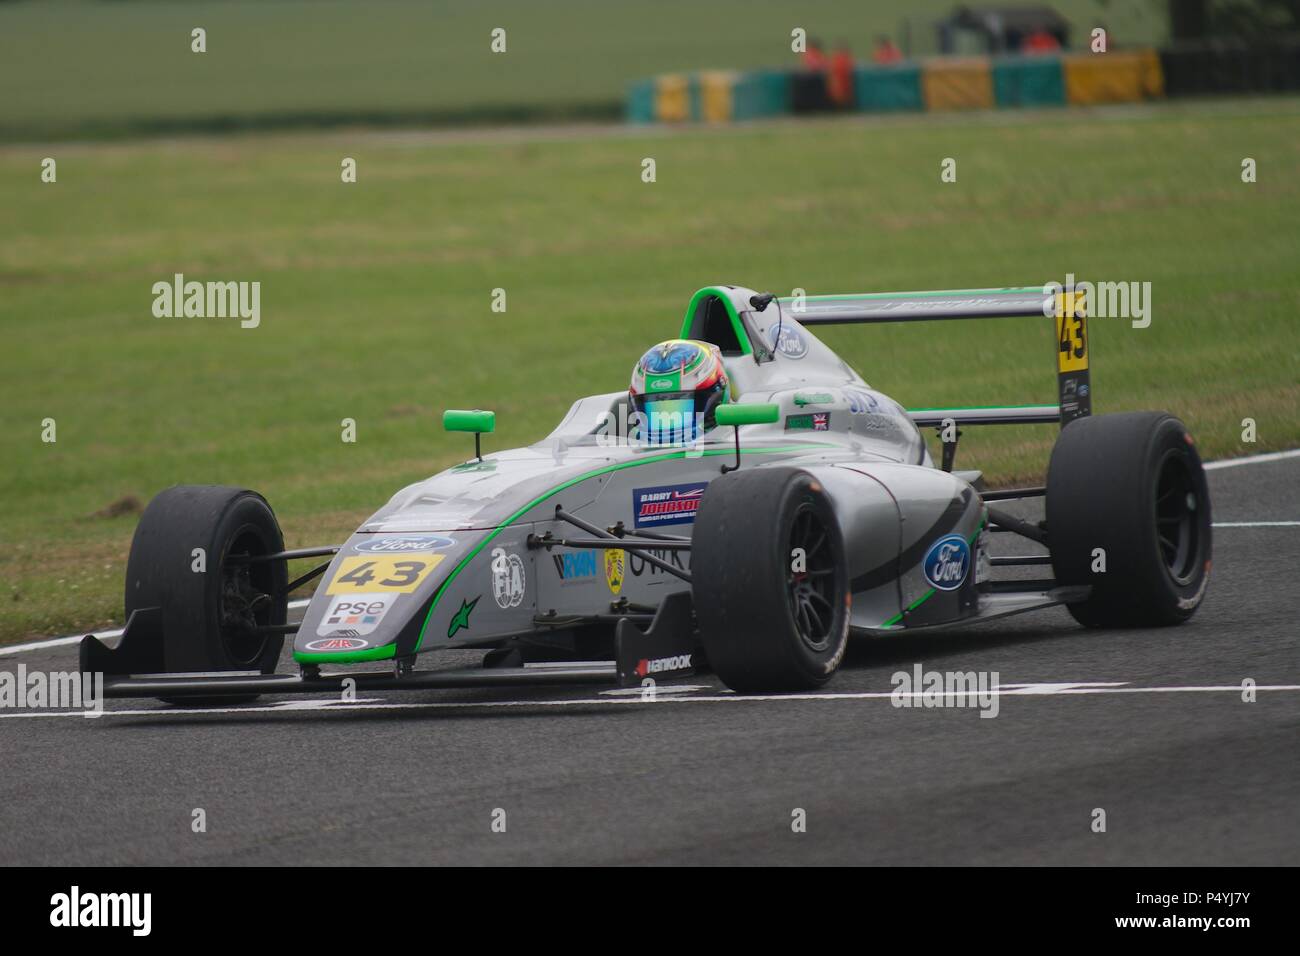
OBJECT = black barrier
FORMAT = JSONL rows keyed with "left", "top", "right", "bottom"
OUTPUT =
{"left": 1161, "top": 40, "right": 1300, "bottom": 97}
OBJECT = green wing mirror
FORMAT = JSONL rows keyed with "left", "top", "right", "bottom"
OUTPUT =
{"left": 716, "top": 403, "right": 779, "bottom": 428}
{"left": 443, "top": 409, "right": 496, "bottom": 461}
{"left": 716, "top": 403, "right": 779, "bottom": 473}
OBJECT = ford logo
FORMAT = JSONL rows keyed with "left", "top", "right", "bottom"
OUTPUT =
{"left": 923, "top": 534, "right": 970, "bottom": 591}
{"left": 355, "top": 535, "right": 455, "bottom": 554}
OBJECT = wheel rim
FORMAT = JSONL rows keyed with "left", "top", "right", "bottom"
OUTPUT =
{"left": 221, "top": 525, "right": 278, "bottom": 666}
{"left": 1153, "top": 450, "right": 1204, "bottom": 585}
{"left": 786, "top": 504, "right": 838, "bottom": 652}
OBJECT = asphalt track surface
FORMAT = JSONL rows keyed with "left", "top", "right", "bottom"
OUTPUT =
{"left": 2, "top": 455, "right": 1297, "bottom": 866}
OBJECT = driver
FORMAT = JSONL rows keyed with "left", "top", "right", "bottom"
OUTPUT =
{"left": 628, "top": 339, "right": 731, "bottom": 445}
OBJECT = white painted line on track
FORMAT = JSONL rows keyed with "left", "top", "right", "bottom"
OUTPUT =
{"left": 1, "top": 447, "right": 1294, "bottom": 658}
{"left": 0, "top": 599, "right": 311, "bottom": 657}
{"left": 1204, "top": 448, "right": 1300, "bottom": 470}
{"left": 2, "top": 682, "right": 1298, "bottom": 721}
{"left": 1212, "top": 521, "right": 1300, "bottom": 528}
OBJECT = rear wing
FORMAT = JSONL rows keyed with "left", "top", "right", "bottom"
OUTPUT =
{"left": 780, "top": 286, "right": 1091, "bottom": 429}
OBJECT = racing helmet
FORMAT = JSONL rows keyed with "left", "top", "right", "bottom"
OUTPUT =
{"left": 629, "top": 339, "right": 731, "bottom": 445}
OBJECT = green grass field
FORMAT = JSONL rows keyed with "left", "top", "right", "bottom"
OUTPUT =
{"left": 3, "top": 98, "right": 1298, "bottom": 643}
{"left": 1, "top": 0, "right": 1166, "bottom": 140}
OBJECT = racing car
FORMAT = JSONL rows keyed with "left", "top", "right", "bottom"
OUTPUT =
{"left": 85, "top": 284, "right": 1212, "bottom": 700}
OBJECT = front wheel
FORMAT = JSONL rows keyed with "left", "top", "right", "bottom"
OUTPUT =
{"left": 692, "top": 467, "right": 850, "bottom": 693}
{"left": 1047, "top": 412, "right": 1212, "bottom": 627}
{"left": 126, "top": 486, "right": 288, "bottom": 701}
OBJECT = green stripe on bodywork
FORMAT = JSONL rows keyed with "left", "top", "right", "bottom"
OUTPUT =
{"left": 294, "top": 643, "right": 397, "bottom": 665}
{"left": 680, "top": 287, "right": 753, "bottom": 356}
{"left": 414, "top": 443, "right": 823, "bottom": 651}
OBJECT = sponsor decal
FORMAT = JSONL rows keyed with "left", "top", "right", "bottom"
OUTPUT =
{"left": 786, "top": 412, "right": 830, "bottom": 431}
{"left": 553, "top": 549, "right": 599, "bottom": 584}
{"left": 773, "top": 324, "right": 807, "bottom": 359}
{"left": 793, "top": 391, "right": 835, "bottom": 407}
{"left": 447, "top": 595, "right": 480, "bottom": 638}
{"left": 354, "top": 534, "right": 455, "bottom": 554}
{"left": 490, "top": 547, "right": 527, "bottom": 608}
{"left": 633, "top": 481, "right": 708, "bottom": 528}
{"left": 315, "top": 593, "right": 393, "bottom": 636}
{"left": 649, "top": 377, "right": 674, "bottom": 391}
{"left": 305, "top": 636, "right": 370, "bottom": 651}
{"left": 451, "top": 459, "right": 497, "bottom": 472}
{"left": 844, "top": 388, "right": 881, "bottom": 414}
{"left": 923, "top": 534, "right": 970, "bottom": 591}
{"left": 629, "top": 547, "right": 690, "bottom": 579}
{"left": 327, "top": 554, "right": 443, "bottom": 594}
{"left": 605, "top": 548, "right": 625, "bottom": 594}
{"left": 635, "top": 654, "right": 693, "bottom": 677}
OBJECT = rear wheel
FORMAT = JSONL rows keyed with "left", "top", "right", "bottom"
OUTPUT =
{"left": 692, "top": 468, "right": 850, "bottom": 692}
{"left": 1046, "top": 412, "right": 1212, "bottom": 627}
{"left": 126, "top": 486, "right": 288, "bottom": 701}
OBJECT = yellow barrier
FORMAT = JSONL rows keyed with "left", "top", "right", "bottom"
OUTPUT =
{"left": 922, "top": 57, "right": 994, "bottom": 111}
{"left": 698, "top": 71, "right": 738, "bottom": 123}
{"left": 1064, "top": 50, "right": 1164, "bottom": 105}
{"left": 654, "top": 74, "right": 691, "bottom": 122}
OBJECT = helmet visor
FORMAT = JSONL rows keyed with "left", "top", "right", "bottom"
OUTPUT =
{"left": 639, "top": 395, "right": 703, "bottom": 445}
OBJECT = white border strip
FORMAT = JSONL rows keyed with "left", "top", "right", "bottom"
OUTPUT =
{"left": 1204, "top": 448, "right": 1300, "bottom": 470}
{"left": 0, "top": 599, "right": 310, "bottom": 658}
{"left": 3, "top": 682, "right": 1299, "bottom": 721}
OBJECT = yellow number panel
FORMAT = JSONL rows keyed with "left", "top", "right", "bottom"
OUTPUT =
{"left": 326, "top": 554, "right": 444, "bottom": 594}
{"left": 1055, "top": 291, "right": 1089, "bottom": 373}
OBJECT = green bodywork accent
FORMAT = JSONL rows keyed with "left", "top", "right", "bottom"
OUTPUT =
{"left": 294, "top": 643, "right": 398, "bottom": 665}
{"left": 715, "top": 403, "right": 779, "bottom": 427}
{"left": 414, "top": 442, "right": 825, "bottom": 651}
{"left": 680, "top": 287, "right": 753, "bottom": 356}
{"left": 443, "top": 409, "right": 496, "bottom": 433}
{"left": 446, "top": 595, "right": 480, "bottom": 638}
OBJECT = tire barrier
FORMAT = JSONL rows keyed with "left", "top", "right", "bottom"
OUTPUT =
{"left": 992, "top": 54, "right": 1066, "bottom": 107}
{"left": 922, "top": 57, "right": 995, "bottom": 111}
{"left": 629, "top": 42, "right": 1299, "bottom": 124}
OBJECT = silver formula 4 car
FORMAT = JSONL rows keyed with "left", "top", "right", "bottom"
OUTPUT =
{"left": 86, "top": 284, "right": 1212, "bottom": 700}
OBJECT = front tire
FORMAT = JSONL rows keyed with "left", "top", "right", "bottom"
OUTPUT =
{"left": 692, "top": 468, "right": 850, "bottom": 693}
{"left": 126, "top": 486, "right": 288, "bottom": 699}
{"left": 1047, "top": 412, "right": 1212, "bottom": 627}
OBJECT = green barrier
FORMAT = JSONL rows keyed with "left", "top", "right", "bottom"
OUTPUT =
{"left": 853, "top": 63, "right": 923, "bottom": 112}
{"left": 626, "top": 79, "right": 655, "bottom": 123}
{"left": 732, "top": 70, "right": 790, "bottom": 120}
{"left": 993, "top": 55, "right": 1066, "bottom": 107}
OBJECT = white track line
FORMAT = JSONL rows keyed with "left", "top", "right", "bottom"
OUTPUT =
{"left": 1204, "top": 448, "right": 1300, "bottom": 470}
{"left": 0, "top": 599, "right": 310, "bottom": 658}
{"left": 2, "top": 682, "right": 1299, "bottom": 721}
{"left": 1212, "top": 521, "right": 1300, "bottom": 528}
{"left": 2, "top": 447, "right": 1295, "bottom": 659}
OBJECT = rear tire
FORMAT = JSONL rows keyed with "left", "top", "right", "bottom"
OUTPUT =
{"left": 1047, "top": 412, "right": 1212, "bottom": 627}
{"left": 692, "top": 468, "right": 850, "bottom": 693}
{"left": 126, "top": 486, "right": 288, "bottom": 701}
